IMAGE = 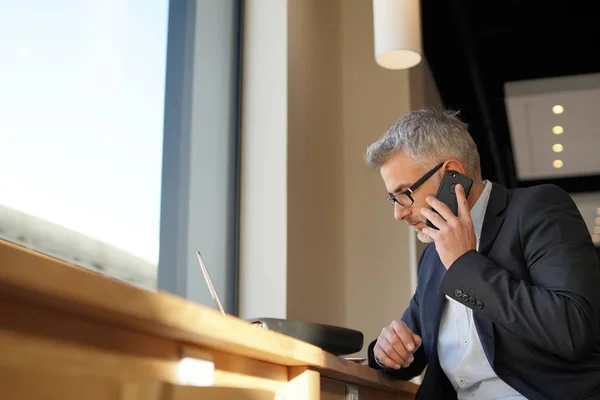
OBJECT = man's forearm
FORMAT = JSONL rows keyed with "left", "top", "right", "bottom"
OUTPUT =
{"left": 440, "top": 249, "right": 600, "bottom": 361}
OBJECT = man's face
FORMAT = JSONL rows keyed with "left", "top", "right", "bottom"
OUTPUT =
{"left": 380, "top": 151, "right": 441, "bottom": 243}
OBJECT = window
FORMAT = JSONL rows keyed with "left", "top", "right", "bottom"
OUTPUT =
{"left": 0, "top": 1, "right": 242, "bottom": 313}
{"left": 0, "top": 0, "right": 169, "bottom": 290}
{"left": 157, "top": 0, "right": 242, "bottom": 314}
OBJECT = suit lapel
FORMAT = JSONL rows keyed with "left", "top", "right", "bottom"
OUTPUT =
{"left": 478, "top": 183, "right": 508, "bottom": 256}
{"left": 421, "top": 250, "right": 447, "bottom": 359}
{"left": 474, "top": 183, "right": 509, "bottom": 367}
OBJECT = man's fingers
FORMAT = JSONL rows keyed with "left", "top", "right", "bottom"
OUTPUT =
{"left": 421, "top": 208, "right": 446, "bottom": 230}
{"left": 374, "top": 340, "right": 403, "bottom": 369}
{"left": 412, "top": 332, "right": 423, "bottom": 349}
{"left": 375, "top": 351, "right": 400, "bottom": 369}
{"left": 375, "top": 321, "right": 421, "bottom": 371}
{"left": 378, "top": 335, "right": 408, "bottom": 366}
{"left": 421, "top": 227, "right": 440, "bottom": 241}
{"left": 426, "top": 195, "right": 454, "bottom": 222}
{"left": 389, "top": 321, "right": 417, "bottom": 367}
{"left": 455, "top": 184, "right": 471, "bottom": 220}
{"left": 391, "top": 320, "right": 416, "bottom": 353}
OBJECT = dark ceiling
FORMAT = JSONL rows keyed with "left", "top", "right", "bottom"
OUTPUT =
{"left": 421, "top": 0, "right": 600, "bottom": 193}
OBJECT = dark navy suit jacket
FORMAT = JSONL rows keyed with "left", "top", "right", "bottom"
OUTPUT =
{"left": 368, "top": 183, "right": 600, "bottom": 399}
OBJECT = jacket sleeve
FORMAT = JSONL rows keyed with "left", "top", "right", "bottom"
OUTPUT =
{"left": 367, "top": 248, "right": 429, "bottom": 379}
{"left": 440, "top": 184, "right": 600, "bottom": 361}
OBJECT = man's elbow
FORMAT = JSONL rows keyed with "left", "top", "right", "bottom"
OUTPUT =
{"left": 561, "top": 326, "right": 596, "bottom": 362}
{"left": 556, "top": 298, "right": 599, "bottom": 361}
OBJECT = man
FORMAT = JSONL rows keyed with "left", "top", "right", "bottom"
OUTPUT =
{"left": 364, "top": 108, "right": 600, "bottom": 400}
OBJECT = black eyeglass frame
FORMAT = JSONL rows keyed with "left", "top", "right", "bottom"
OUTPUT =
{"left": 386, "top": 162, "right": 444, "bottom": 207}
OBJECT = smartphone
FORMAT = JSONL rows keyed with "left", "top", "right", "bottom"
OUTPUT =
{"left": 425, "top": 170, "right": 473, "bottom": 229}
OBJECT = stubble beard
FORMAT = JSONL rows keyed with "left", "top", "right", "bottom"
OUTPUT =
{"left": 417, "top": 229, "right": 434, "bottom": 243}
{"left": 407, "top": 217, "right": 434, "bottom": 244}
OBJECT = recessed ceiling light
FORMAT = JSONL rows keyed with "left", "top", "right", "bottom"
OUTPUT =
{"left": 594, "top": 226, "right": 600, "bottom": 234}
{"left": 18, "top": 48, "right": 29, "bottom": 57}
{"left": 552, "top": 160, "right": 564, "bottom": 168}
{"left": 593, "top": 234, "right": 600, "bottom": 243}
{"left": 552, "top": 144, "right": 564, "bottom": 153}
{"left": 553, "top": 105, "right": 564, "bottom": 114}
{"left": 552, "top": 126, "right": 564, "bottom": 135}
{"left": 596, "top": 217, "right": 600, "bottom": 225}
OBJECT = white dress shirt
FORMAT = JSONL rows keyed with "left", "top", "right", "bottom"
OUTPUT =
{"left": 437, "top": 180, "right": 525, "bottom": 399}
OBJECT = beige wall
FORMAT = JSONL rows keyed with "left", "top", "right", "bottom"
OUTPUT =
{"left": 286, "top": 0, "right": 345, "bottom": 327}
{"left": 339, "top": 0, "right": 413, "bottom": 354}
{"left": 241, "top": 0, "right": 441, "bottom": 358}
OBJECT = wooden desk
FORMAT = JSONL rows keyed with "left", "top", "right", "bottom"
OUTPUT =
{"left": 0, "top": 240, "right": 418, "bottom": 399}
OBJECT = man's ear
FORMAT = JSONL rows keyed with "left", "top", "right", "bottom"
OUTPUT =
{"left": 443, "top": 159, "right": 467, "bottom": 176}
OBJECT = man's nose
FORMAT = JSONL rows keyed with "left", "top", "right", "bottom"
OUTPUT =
{"left": 394, "top": 203, "right": 411, "bottom": 221}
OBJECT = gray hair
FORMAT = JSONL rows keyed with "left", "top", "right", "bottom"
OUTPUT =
{"left": 364, "top": 107, "right": 481, "bottom": 180}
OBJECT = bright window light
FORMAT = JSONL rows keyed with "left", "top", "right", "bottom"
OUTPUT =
{"left": 177, "top": 357, "right": 215, "bottom": 386}
{"left": 0, "top": 0, "right": 169, "bottom": 289}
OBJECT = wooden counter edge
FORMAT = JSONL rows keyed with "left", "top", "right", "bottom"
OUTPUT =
{"left": 0, "top": 240, "right": 419, "bottom": 395}
{"left": 318, "top": 352, "right": 419, "bottom": 396}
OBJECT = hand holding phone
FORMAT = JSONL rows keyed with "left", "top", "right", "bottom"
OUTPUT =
{"left": 425, "top": 170, "right": 473, "bottom": 229}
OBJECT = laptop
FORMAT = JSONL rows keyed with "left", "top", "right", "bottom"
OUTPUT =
{"left": 195, "top": 250, "right": 365, "bottom": 359}
{"left": 196, "top": 251, "right": 226, "bottom": 316}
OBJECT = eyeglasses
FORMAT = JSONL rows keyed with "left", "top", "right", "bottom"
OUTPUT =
{"left": 386, "top": 162, "right": 444, "bottom": 207}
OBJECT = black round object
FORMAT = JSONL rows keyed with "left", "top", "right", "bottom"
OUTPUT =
{"left": 248, "top": 317, "right": 364, "bottom": 356}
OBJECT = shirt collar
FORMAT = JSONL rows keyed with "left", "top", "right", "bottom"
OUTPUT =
{"left": 470, "top": 180, "right": 492, "bottom": 242}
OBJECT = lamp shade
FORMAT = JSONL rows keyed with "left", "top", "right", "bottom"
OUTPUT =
{"left": 373, "top": 0, "right": 422, "bottom": 69}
